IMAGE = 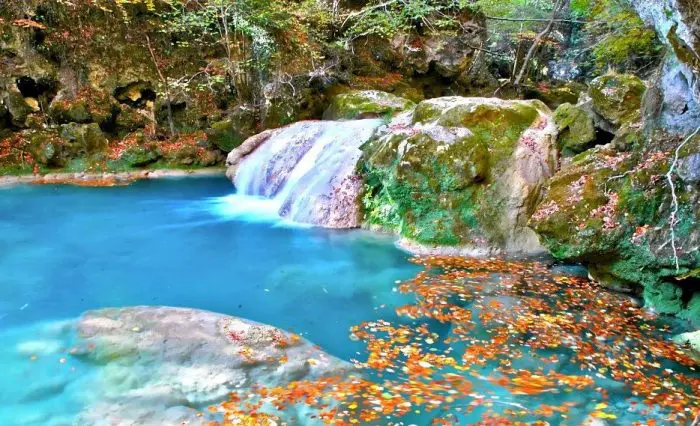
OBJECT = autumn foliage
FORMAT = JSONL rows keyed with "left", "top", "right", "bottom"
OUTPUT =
{"left": 209, "top": 257, "right": 699, "bottom": 425}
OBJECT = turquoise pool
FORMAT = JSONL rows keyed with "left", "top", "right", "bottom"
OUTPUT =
{"left": 0, "top": 177, "right": 695, "bottom": 425}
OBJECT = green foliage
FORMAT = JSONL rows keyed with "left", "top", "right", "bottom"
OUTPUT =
{"left": 164, "top": 0, "right": 289, "bottom": 69}
{"left": 584, "top": 0, "right": 662, "bottom": 72}
{"left": 344, "top": 0, "right": 475, "bottom": 40}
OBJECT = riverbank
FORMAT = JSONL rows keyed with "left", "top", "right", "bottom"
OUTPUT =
{"left": 0, "top": 168, "right": 226, "bottom": 187}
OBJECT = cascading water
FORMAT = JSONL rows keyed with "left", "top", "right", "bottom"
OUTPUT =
{"left": 232, "top": 119, "right": 382, "bottom": 228}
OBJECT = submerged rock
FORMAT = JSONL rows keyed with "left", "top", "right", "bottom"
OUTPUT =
{"left": 71, "top": 306, "right": 352, "bottom": 425}
{"left": 361, "top": 97, "right": 558, "bottom": 254}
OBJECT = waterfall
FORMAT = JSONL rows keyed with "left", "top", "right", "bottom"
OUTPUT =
{"left": 233, "top": 119, "right": 382, "bottom": 228}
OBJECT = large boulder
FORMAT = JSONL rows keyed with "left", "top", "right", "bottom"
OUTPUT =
{"left": 360, "top": 97, "right": 558, "bottom": 254}
{"left": 60, "top": 122, "right": 109, "bottom": 156}
{"left": 205, "top": 106, "right": 257, "bottom": 152}
{"left": 71, "top": 306, "right": 353, "bottom": 424}
{"left": 1, "top": 85, "right": 35, "bottom": 127}
{"left": 323, "top": 90, "right": 415, "bottom": 120}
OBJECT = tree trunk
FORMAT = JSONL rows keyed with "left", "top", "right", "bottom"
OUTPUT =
{"left": 145, "top": 35, "right": 176, "bottom": 138}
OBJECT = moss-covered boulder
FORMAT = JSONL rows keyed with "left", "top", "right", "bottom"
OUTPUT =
{"left": 28, "top": 130, "right": 64, "bottom": 166}
{"left": 530, "top": 135, "right": 700, "bottom": 322}
{"left": 48, "top": 87, "right": 119, "bottom": 126}
{"left": 206, "top": 107, "right": 257, "bottom": 152}
{"left": 60, "top": 123, "right": 109, "bottom": 156}
{"left": 588, "top": 73, "right": 646, "bottom": 128}
{"left": 114, "top": 106, "right": 150, "bottom": 132}
{"left": 323, "top": 91, "right": 415, "bottom": 121}
{"left": 119, "top": 145, "right": 161, "bottom": 167}
{"left": 553, "top": 103, "right": 597, "bottom": 155}
{"left": 2, "top": 88, "right": 34, "bottom": 127}
{"left": 360, "top": 97, "right": 558, "bottom": 253}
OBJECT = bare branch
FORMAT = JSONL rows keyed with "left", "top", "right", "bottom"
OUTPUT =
{"left": 513, "top": 0, "right": 566, "bottom": 89}
{"left": 665, "top": 126, "right": 700, "bottom": 271}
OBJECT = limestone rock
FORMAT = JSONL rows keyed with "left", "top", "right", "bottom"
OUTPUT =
{"left": 2, "top": 87, "right": 33, "bottom": 127}
{"left": 672, "top": 330, "right": 700, "bottom": 356}
{"left": 119, "top": 145, "right": 161, "bottom": 168}
{"left": 530, "top": 137, "right": 700, "bottom": 321}
{"left": 225, "top": 129, "right": 281, "bottom": 181}
{"left": 323, "top": 90, "right": 415, "bottom": 120}
{"left": 59, "top": 123, "right": 108, "bottom": 156}
{"left": 361, "top": 97, "right": 558, "bottom": 254}
{"left": 48, "top": 87, "right": 118, "bottom": 126}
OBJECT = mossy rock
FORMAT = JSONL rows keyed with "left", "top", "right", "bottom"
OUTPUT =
{"left": 3, "top": 89, "right": 33, "bottom": 127}
{"left": 588, "top": 73, "right": 646, "bottom": 127}
{"left": 360, "top": 97, "right": 556, "bottom": 251}
{"left": 60, "top": 123, "right": 109, "bottom": 156}
{"left": 681, "top": 293, "right": 700, "bottom": 325}
{"left": 523, "top": 82, "right": 586, "bottom": 109}
{"left": 48, "top": 88, "right": 119, "bottom": 126}
{"left": 644, "top": 281, "right": 684, "bottom": 315}
{"left": 120, "top": 145, "right": 161, "bottom": 167}
{"left": 115, "top": 106, "right": 150, "bottom": 132}
{"left": 28, "top": 130, "right": 64, "bottom": 166}
{"left": 553, "top": 103, "right": 597, "bottom": 155}
{"left": 206, "top": 108, "right": 256, "bottom": 152}
{"left": 531, "top": 137, "right": 700, "bottom": 320}
{"left": 323, "top": 90, "right": 415, "bottom": 120}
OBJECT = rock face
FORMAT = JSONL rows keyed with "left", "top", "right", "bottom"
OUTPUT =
{"left": 629, "top": 0, "right": 700, "bottom": 132}
{"left": 360, "top": 97, "right": 558, "bottom": 254}
{"left": 71, "top": 306, "right": 352, "bottom": 425}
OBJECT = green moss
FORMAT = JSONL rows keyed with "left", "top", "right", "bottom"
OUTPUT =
{"left": 553, "top": 103, "right": 596, "bottom": 155}
{"left": 120, "top": 145, "right": 161, "bottom": 167}
{"left": 5, "top": 90, "right": 33, "bottom": 126}
{"left": 588, "top": 73, "right": 646, "bottom": 127}
{"left": 681, "top": 293, "right": 700, "bottom": 324}
{"left": 206, "top": 116, "right": 253, "bottom": 152}
{"left": 60, "top": 123, "right": 108, "bottom": 156}
{"left": 361, "top": 97, "right": 543, "bottom": 247}
{"left": 324, "top": 90, "right": 414, "bottom": 120}
{"left": 644, "top": 281, "right": 684, "bottom": 315}
{"left": 531, "top": 135, "right": 700, "bottom": 318}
